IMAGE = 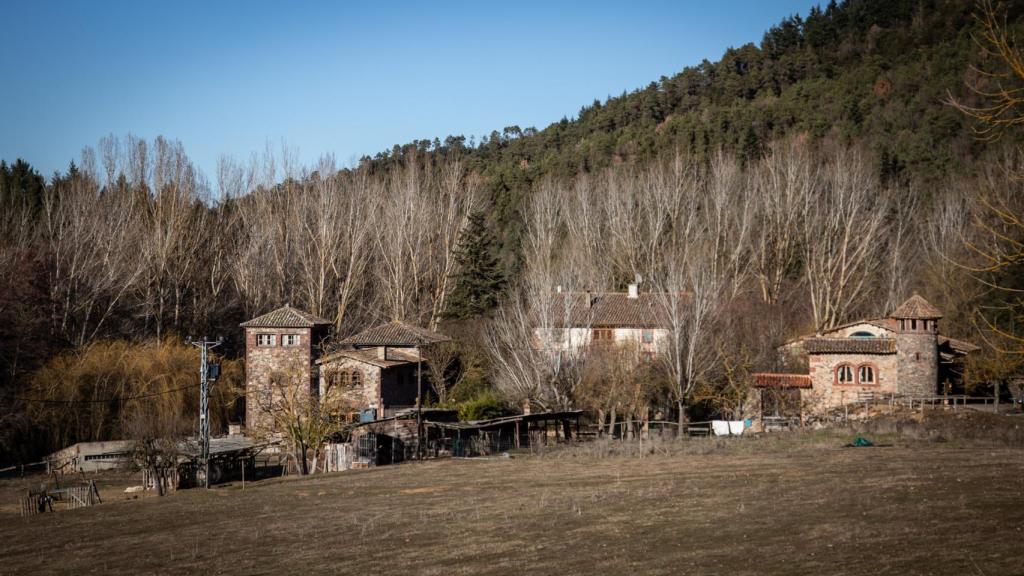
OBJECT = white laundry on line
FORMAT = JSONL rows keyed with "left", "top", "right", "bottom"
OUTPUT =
{"left": 728, "top": 420, "right": 745, "bottom": 435}
{"left": 711, "top": 420, "right": 731, "bottom": 436}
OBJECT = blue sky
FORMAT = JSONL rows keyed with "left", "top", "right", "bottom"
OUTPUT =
{"left": 0, "top": 1, "right": 818, "bottom": 180}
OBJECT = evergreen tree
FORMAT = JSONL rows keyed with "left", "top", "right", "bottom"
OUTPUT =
{"left": 0, "top": 158, "right": 45, "bottom": 212}
{"left": 445, "top": 212, "right": 506, "bottom": 319}
{"left": 740, "top": 126, "right": 762, "bottom": 166}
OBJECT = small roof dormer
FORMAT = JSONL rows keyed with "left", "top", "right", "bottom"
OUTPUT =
{"left": 889, "top": 293, "right": 942, "bottom": 320}
{"left": 240, "top": 304, "right": 331, "bottom": 328}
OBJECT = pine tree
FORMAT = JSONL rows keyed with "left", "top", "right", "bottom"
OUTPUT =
{"left": 445, "top": 212, "right": 506, "bottom": 319}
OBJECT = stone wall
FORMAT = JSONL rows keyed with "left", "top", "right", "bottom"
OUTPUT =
{"left": 896, "top": 328, "right": 939, "bottom": 397}
{"left": 318, "top": 356, "right": 382, "bottom": 414}
{"left": 806, "top": 352, "right": 900, "bottom": 412}
{"left": 244, "top": 327, "right": 313, "bottom": 434}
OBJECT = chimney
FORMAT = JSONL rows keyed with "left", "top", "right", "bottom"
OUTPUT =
{"left": 556, "top": 285, "right": 562, "bottom": 293}
{"left": 585, "top": 290, "right": 593, "bottom": 309}
{"left": 628, "top": 283, "right": 639, "bottom": 299}
{"left": 377, "top": 346, "right": 387, "bottom": 361}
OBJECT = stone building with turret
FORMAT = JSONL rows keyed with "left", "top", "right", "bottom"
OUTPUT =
{"left": 752, "top": 294, "right": 978, "bottom": 417}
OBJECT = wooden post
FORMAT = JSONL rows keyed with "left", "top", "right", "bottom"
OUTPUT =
{"left": 241, "top": 458, "right": 245, "bottom": 490}
{"left": 514, "top": 421, "right": 521, "bottom": 449}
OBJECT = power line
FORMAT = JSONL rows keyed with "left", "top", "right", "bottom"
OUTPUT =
{"left": 5, "top": 384, "right": 195, "bottom": 405}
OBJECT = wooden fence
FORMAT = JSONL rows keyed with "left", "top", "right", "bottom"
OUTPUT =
{"left": 20, "top": 480, "right": 101, "bottom": 517}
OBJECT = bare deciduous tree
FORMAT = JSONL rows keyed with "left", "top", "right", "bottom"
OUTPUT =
{"left": 802, "top": 149, "right": 889, "bottom": 332}
{"left": 253, "top": 356, "right": 356, "bottom": 475}
{"left": 751, "top": 141, "right": 814, "bottom": 305}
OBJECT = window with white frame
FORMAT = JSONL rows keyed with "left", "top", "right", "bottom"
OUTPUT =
{"left": 836, "top": 364, "right": 854, "bottom": 385}
{"left": 858, "top": 365, "right": 875, "bottom": 385}
{"left": 257, "top": 334, "right": 276, "bottom": 347}
{"left": 282, "top": 334, "right": 301, "bottom": 346}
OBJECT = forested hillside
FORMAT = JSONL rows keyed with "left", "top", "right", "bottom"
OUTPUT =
{"left": 2, "top": 0, "right": 1022, "bottom": 464}
{"left": 361, "top": 0, "right": 1024, "bottom": 251}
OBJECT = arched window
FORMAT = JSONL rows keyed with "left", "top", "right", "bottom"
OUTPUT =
{"left": 327, "top": 371, "right": 343, "bottom": 389}
{"left": 350, "top": 370, "right": 361, "bottom": 388}
{"left": 836, "top": 364, "right": 854, "bottom": 385}
{"left": 858, "top": 365, "right": 875, "bottom": 385}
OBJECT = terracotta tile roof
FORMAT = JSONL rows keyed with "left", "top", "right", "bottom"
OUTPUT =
{"left": 339, "top": 321, "right": 451, "bottom": 347}
{"left": 319, "top": 347, "right": 421, "bottom": 368}
{"left": 804, "top": 337, "right": 896, "bottom": 355}
{"left": 938, "top": 335, "right": 980, "bottom": 355}
{"left": 549, "top": 292, "right": 664, "bottom": 328}
{"left": 240, "top": 305, "right": 332, "bottom": 328}
{"left": 752, "top": 373, "right": 812, "bottom": 389}
{"left": 890, "top": 294, "right": 943, "bottom": 319}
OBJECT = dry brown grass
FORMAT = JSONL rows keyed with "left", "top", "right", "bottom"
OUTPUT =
{"left": 2, "top": 424, "right": 1023, "bottom": 575}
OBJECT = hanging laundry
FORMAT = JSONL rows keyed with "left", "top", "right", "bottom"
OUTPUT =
{"left": 711, "top": 420, "right": 731, "bottom": 436}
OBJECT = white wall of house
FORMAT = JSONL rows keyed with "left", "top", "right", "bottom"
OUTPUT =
{"left": 535, "top": 327, "right": 669, "bottom": 355}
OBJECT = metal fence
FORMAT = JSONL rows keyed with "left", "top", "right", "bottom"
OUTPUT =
{"left": 356, "top": 433, "right": 411, "bottom": 466}
{"left": 450, "top": 432, "right": 518, "bottom": 457}
{"left": 848, "top": 392, "right": 997, "bottom": 414}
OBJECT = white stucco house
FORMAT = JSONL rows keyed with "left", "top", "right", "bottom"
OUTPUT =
{"left": 533, "top": 284, "right": 669, "bottom": 360}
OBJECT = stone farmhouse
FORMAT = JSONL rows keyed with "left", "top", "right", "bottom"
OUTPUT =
{"left": 535, "top": 283, "right": 668, "bottom": 360}
{"left": 316, "top": 321, "right": 451, "bottom": 421}
{"left": 752, "top": 294, "right": 978, "bottom": 418}
{"left": 241, "top": 305, "right": 449, "bottom": 434}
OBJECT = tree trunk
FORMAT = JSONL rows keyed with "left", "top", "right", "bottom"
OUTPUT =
{"left": 677, "top": 400, "right": 687, "bottom": 440}
{"left": 153, "top": 465, "right": 165, "bottom": 497}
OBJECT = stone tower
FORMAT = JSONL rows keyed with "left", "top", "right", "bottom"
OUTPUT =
{"left": 890, "top": 294, "right": 942, "bottom": 398}
{"left": 240, "top": 305, "right": 331, "bottom": 434}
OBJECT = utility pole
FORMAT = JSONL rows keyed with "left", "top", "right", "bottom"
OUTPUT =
{"left": 188, "top": 336, "right": 223, "bottom": 488}
{"left": 415, "top": 341, "right": 423, "bottom": 460}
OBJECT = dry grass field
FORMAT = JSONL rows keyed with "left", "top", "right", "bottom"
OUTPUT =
{"left": 2, "top": 418, "right": 1023, "bottom": 576}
